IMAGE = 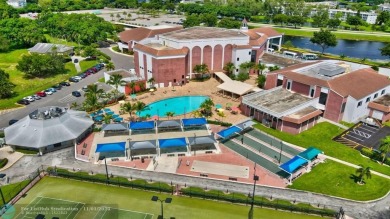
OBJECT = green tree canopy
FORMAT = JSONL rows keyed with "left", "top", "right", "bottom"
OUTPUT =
{"left": 380, "top": 43, "right": 390, "bottom": 57}
{"left": 327, "top": 18, "right": 341, "bottom": 30}
{"left": 200, "top": 13, "right": 218, "bottom": 27}
{"left": 346, "top": 15, "right": 363, "bottom": 29}
{"left": 0, "top": 68, "right": 15, "bottom": 99}
{"left": 310, "top": 28, "right": 337, "bottom": 54}
{"left": 183, "top": 14, "right": 200, "bottom": 28}
{"left": 376, "top": 11, "right": 390, "bottom": 25}
{"left": 288, "top": 15, "right": 306, "bottom": 29}
{"left": 16, "top": 53, "right": 66, "bottom": 78}
{"left": 217, "top": 18, "right": 241, "bottom": 29}
{"left": 272, "top": 14, "right": 288, "bottom": 26}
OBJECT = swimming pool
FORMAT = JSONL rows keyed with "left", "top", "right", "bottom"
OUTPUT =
{"left": 138, "top": 95, "right": 208, "bottom": 117}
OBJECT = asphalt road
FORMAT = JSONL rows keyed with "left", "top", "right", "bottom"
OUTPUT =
{"left": 0, "top": 48, "right": 134, "bottom": 129}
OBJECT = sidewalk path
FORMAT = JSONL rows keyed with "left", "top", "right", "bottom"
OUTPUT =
{"left": 2, "top": 148, "right": 390, "bottom": 218}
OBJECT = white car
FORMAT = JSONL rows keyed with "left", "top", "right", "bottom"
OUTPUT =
{"left": 23, "top": 96, "right": 35, "bottom": 102}
{"left": 32, "top": 95, "right": 41, "bottom": 100}
{"left": 73, "top": 76, "right": 82, "bottom": 81}
{"left": 44, "top": 90, "right": 53, "bottom": 95}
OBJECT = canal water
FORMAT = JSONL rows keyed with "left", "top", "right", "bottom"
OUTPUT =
{"left": 284, "top": 36, "right": 389, "bottom": 61}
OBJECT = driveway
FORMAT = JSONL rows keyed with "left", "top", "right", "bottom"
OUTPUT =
{"left": 0, "top": 50, "right": 134, "bottom": 129}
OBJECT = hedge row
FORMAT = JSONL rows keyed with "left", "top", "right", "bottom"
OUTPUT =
{"left": 49, "top": 168, "right": 173, "bottom": 193}
{"left": 361, "top": 148, "right": 390, "bottom": 166}
{"left": 207, "top": 120, "right": 232, "bottom": 127}
{"left": 181, "top": 187, "right": 336, "bottom": 217}
{"left": 0, "top": 158, "right": 8, "bottom": 168}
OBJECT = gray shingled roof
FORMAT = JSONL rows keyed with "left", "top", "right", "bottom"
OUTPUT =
{"left": 4, "top": 109, "right": 93, "bottom": 148}
{"left": 187, "top": 135, "right": 216, "bottom": 146}
{"left": 130, "top": 140, "right": 157, "bottom": 150}
{"left": 28, "top": 43, "right": 73, "bottom": 54}
{"left": 102, "top": 123, "right": 128, "bottom": 131}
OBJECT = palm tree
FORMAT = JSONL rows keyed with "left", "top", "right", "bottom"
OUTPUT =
{"left": 191, "top": 110, "right": 202, "bottom": 118}
{"left": 83, "top": 95, "right": 100, "bottom": 112}
{"left": 128, "top": 81, "right": 137, "bottom": 94}
{"left": 255, "top": 63, "right": 266, "bottom": 75}
{"left": 147, "top": 77, "right": 155, "bottom": 88}
{"left": 138, "top": 82, "right": 145, "bottom": 92}
{"left": 239, "top": 61, "right": 255, "bottom": 74}
{"left": 120, "top": 102, "right": 134, "bottom": 121}
{"left": 127, "top": 13, "right": 132, "bottom": 19}
{"left": 134, "top": 101, "right": 147, "bottom": 118}
{"left": 105, "top": 62, "right": 115, "bottom": 71}
{"left": 223, "top": 62, "right": 235, "bottom": 76}
{"left": 379, "top": 136, "right": 390, "bottom": 164}
{"left": 256, "top": 75, "right": 266, "bottom": 88}
{"left": 165, "top": 111, "right": 175, "bottom": 120}
{"left": 107, "top": 74, "right": 126, "bottom": 102}
{"left": 193, "top": 64, "right": 209, "bottom": 79}
{"left": 116, "top": 13, "right": 121, "bottom": 21}
{"left": 217, "top": 110, "right": 225, "bottom": 122}
{"left": 356, "top": 165, "right": 371, "bottom": 184}
{"left": 103, "top": 114, "right": 112, "bottom": 124}
{"left": 200, "top": 98, "right": 214, "bottom": 117}
{"left": 84, "top": 84, "right": 104, "bottom": 99}
{"left": 70, "top": 102, "right": 79, "bottom": 109}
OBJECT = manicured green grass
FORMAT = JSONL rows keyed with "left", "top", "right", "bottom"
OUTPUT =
{"left": 0, "top": 180, "right": 30, "bottom": 203}
{"left": 98, "top": 77, "right": 105, "bottom": 83}
{"left": 254, "top": 122, "right": 390, "bottom": 176}
{"left": 339, "top": 121, "right": 355, "bottom": 128}
{"left": 0, "top": 50, "right": 96, "bottom": 110}
{"left": 273, "top": 27, "right": 390, "bottom": 43}
{"left": 289, "top": 160, "right": 390, "bottom": 201}
{"left": 79, "top": 60, "right": 99, "bottom": 72}
{"left": 13, "top": 177, "right": 323, "bottom": 219}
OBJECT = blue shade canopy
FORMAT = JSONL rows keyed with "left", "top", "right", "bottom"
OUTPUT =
{"left": 298, "top": 147, "right": 322, "bottom": 161}
{"left": 130, "top": 121, "right": 155, "bottom": 130}
{"left": 158, "top": 138, "right": 187, "bottom": 148}
{"left": 279, "top": 156, "right": 308, "bottom": 174}
{"left": 217, "top": 126, "right": 242, "bottom": 138}
{"left": 182, "top": 118, "right": 207, "bottom": 127}
{"left": 215, "top": 104, "right": 222, "bottom": 109}
{"left": 96, "top": 142, "right": 126, "bottom": 152}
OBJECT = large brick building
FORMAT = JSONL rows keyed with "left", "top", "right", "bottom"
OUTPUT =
{"left": 241, "top": 61, "right": 390, "bottom": 134}
{"left": 118, "top": 23, "right": 283, "bottom": 88}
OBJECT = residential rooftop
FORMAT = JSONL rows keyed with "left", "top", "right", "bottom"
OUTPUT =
{"left": 161, "top": 27, "right": 248, "bottom": 40}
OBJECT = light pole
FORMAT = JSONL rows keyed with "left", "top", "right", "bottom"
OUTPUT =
{"left": 102, "top": 156, "right": 109, "bottom": 184}
{"left": 151, "top": 196, "right": 172, "bottom": 219}
{"left": 248, "top": 163, "right": 259, "bottom": 219}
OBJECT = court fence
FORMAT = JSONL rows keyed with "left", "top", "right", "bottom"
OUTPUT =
{"left": 46, "top": 167, "right": 336, "bottom": 217}
{"left": 181, "top": 186, "right": 336, "bottom": 217}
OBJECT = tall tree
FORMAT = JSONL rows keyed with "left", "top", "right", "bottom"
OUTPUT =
{"left": 147, "top": 77, "right": 155, "bottom": 88}
{"left": 105, "top": 62, "right": 115, "bottom": 71}
{"left": 134, "top": 101, "right": 147, "bottom": 117}
{"left": 120, "top": 102, "right": 134, "bottom": 121}
{"left": 256, "top": 75, "right": 266, "bottom": 88}
{"left": 355, "top": 165, "right": 371, "bottom": 184}
{"left": 288, "top": 15, "right": 306, "bottom": 29}
{"left": 183, "top": 14, "right": 200, "bottom": 28}
{"left": 376, "top": 11, "right": 390, "bottom": 26}
{"left": 312, "top": 7, "right": 329, "bottom": 28}
{"left": 165, "top": 111, "right": 175, "bottom": 120}
{"left": 327, "top": 18, "right": 341, "bottom": 30}
{"left": 84, "top": 84, "right": 104, "bottom": 100}
{"left": 193, "top": 64, "right": 209, "bottom": 78}
{"left": 379, "top": 136, "right": 390, "bottom": 164}
{"left": 107, "top": 74, "right": 126, "bottom": 102}
{"left": 0, "top": 69, "right": 15, "bottom": 99}
{"left": 223, "top": 62, "right": 235, "bottom": 76}
{"left": 310, "top": 29, "right": 337, "bottom": 54}
{"left": 380, "top": 44, "right": 390, "bottom": 58}
{"left": 16, "top": 53, "right": 65, "bottom": 78}
{"left": 217, "top": 18, "right": 241, "bottom": 29}
{"left": 272, "top": 14, "right": 288, "bottom": 26}
{"left": 201, "top": 13, "right": 218, "bottom": 27}
{"left": 346, "top": 15, "right": 363, "bottom": 30}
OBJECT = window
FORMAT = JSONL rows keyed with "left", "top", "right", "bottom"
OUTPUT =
{"left": 182, "top": 75, "right": 184, "bottom": 79}
{"left": 357, "top": 101, "right": 362, "bottom": 107}
{"left": 250, "top": 50, "right": 257, "bottom": 62}
{"left": 381, "top": 89, "right": 386, "bottom": 95}
{"left": 310, "top": 88, "right": 315, "bottom": 98}
{"left": 319, "top": 92, "right": 328, "bottom": 105}
{"left": 236, "top": 69, "right": 239, "bottom": 72}
{"left": 277, "top": 79, "right": 283, "bottom": 87}
{"left": 374, "top": 93, "right": 378, "bottom": 98}
{"left": 341, "top": 102, "right": 346, "bottom": 113}
{"left": 366, "top": 97, "right": 371, "bottom": 103}
{"left": 174, "top": 79, "right": 176, "bottom": 83}
{"left": 237, "top": 57, "right": 239, "bottom": 61}
{"left": 286, "top": 81, "right": 291, "bottom": 90}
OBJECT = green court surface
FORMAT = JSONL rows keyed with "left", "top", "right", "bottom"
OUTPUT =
{"left": 9, "top": 177, "right": 323, "bottom": 219}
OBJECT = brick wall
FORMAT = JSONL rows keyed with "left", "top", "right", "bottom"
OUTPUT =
{"left": 382, "top": 112, "right": 390, "bottom": 122}
{"left": 203, "top": 46, "right": 212, "bottom": 70}
{"left": 264, "top": 74, "right": 277, "bottom": 90}
{"left": 192, "top": 46, "right": 201, "bottom": 70}
{"left": 213, "top": 45, "right": 223, "bottom": 71}
{"left": 280, "top": 121, "right": 301, "bottom": 135}
{"left": 291, "top": 81, "right": 310, "bottom": 96}
{"left": 143, "top": 54, "right": 147, "bottom": 80}
{"left": 152, "top": 57, "right": 187, "bottom": 87}
{"left": 134, "top": 51, "right": 140, "bottom": 77}
{"left": 323, "top": 91, "right": 344, "bottom": 122}
{"left": 223, "top": 44, "right": 233, "bottom": 67}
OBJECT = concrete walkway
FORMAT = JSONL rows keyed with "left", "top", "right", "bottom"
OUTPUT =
{"left": 2, "top": 148, "right": 390, "bottom": 218}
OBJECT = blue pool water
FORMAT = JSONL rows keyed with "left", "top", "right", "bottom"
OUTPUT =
{"left": 138, "top": 95, "right": 208, "bottom": 117}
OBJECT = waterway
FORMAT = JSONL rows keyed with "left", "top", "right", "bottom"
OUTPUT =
{"left": 284, "top": 36, "right": 389, "bottom": 61}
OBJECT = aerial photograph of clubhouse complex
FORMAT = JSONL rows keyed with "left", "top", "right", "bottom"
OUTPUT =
{"left": 1, "top": 1, "right": 390, "bottom": 219}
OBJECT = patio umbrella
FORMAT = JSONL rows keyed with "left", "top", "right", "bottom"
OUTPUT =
{"left": 215, "top": 104, "right": 222, "bottom": 109}
{"left": 152, "top": 115, "right": 159, "bottom": 120}
{"left": 114, "top": 117, "right": 123, "bottom": 122}
{"left": 104, "top": 108, "right": 112, "bottom": 112}
{"left": 231, "top": 106, "right": 240, "bottom": 112}
{"left": 112, "top": 114, "right": 120, "bottom": 118}
{"left": 106, "top": 111, "right": 114, "bottom": 115}
{"left": 118, "top": 100, "right": 125, "bottom": 104}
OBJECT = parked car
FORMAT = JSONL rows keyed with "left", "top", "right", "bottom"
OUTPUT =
{"left": 36, "top": 91, "right": 47, "bottom": 97}
{"left": 60, "top": 81, "right": 70, "bottom": 86}
{"left": 78, "top": 73, "right": 87, "bottom": 78}
{"left": 44, "top": 89, "right": 53, "bottom": 95}
{"left": 8, "top": 119, "right": 18, "bottom": 126}
{"left": 72, "top": 91, "right": 81, "bottom": 97}
{"left": 23, "top": 96, "right": 35, "bottom": 102}
{"left": 32, "top": 95, "right": 41, "bottom": 100}
{"left": 82, "top": 86, "right": 88, "bottom": 91}
{"left": 84, "top": 71, "right": 92, "bottom": 76}
{"left": 98, "top": 63, "right": 105, "bottom": 67}
{"left": 73, "top": 58, "right": 79, "bottom": 63}
{"left": 86, "top": 69, "right": 94, "bottom": 74}
{"left": 69, "top": 77, "right": 79, "bottom": 82}
{"left": 90, "top": 68, "right": 97, "bottom": 73}
{"left": 52, "top": 84, "right": 62, "bottom": 90}
{"left": 85, "top": 56, "right": 96, "bottom": 60}
{"left": 73, "top": 76, "right": 82, "bottom": 81}
{"left": 17, "top": 99, "right": 30, "bottom": 105}
{"left": 47, "top": 88, "right": 57, "bottom": 93}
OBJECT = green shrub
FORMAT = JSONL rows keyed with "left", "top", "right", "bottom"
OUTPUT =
{"left": 361, "top": 148, "right": 390, "bottom": 165}
{"left": 112, "top": 46, "right": 120, "bottom": 52}
{"left": 97, "top": 51, "right": 111, "bottom": 60}
{"left": 206, "top": 120, "right": 232, "bottom": 127}
{"left": 0, "top": 132, "right": 4, "bottom": 138}
{"left": 236, "top": 72, "right": 249, "bottom": 82}
{"left": 0, "top": 158, "right": 8, "bottom": 168}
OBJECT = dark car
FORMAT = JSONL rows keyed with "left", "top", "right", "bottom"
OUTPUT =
{"left": 87, "top": 69, "right": 94, "bottom": 74}
{"left": 17, "top": 99, "right": 30, "bottom": 105}
{"left": 9, "top": 119, "right": 18, "bottom": 125}
{"left": 72, "top": 91, "right": 81, "bottom": 97}
{"left": 36, "top": 91, "right": 47, "bottom": 97}
{"left": 73, "top": 58, "right": 79, "bottom": 63}
{"left": 84, "top": 71, "right": 92, "bottom": 76}
{"left": 69, "top": 77, "right": 79, "bottom": 82}
{"left": 90, "top": 68, "right": 97, "bottom": 73}
{"left": 60, "top": 81, "right": 70, "bottom": 86}
{"left": 78, "top": 73, "right": 87, "bottom": 78}
{"left": 94, "top": 65, "right": 102, "bottom": 70}
{"left": 52, "top": 84, "right": 62, "bottom": 90}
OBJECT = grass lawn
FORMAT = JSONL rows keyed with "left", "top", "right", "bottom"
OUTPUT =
{"left": 0, "top": 180, "right": 30, "bottom": 203}
{"left": 253, "top": 122, "right": 390, "bottom": 176}
{"left": 289, "top": 160, "right": 390, "bottom": 201}
{"left": 0, "top": 50, "right": 97, "bottom": 110}
{"left": 79, "top": 60, "right": 99, "bottom": 72}
{"left": 12, "top": 177, "right": 323, "bottom": 219}
{"left": 273, "top": 27, "right": 390, "bottom": 43}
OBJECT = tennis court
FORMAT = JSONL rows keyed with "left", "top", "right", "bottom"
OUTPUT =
{"left": 13, "top": 196, "right": 153, "bottom": 219}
